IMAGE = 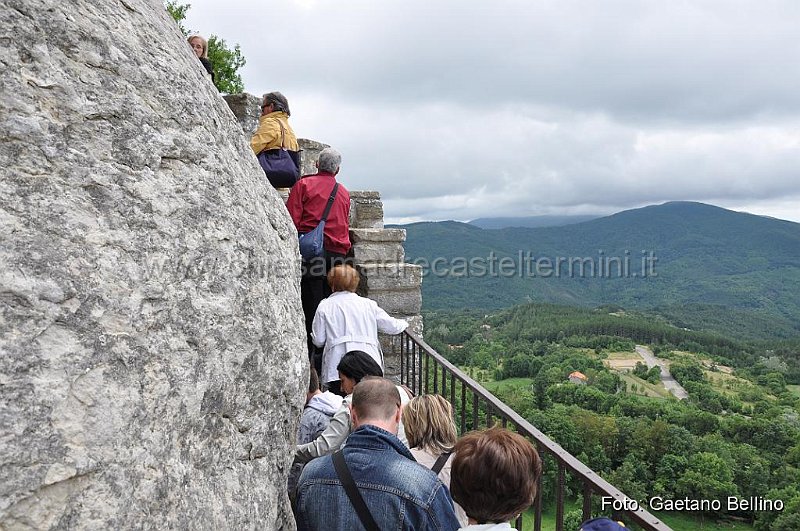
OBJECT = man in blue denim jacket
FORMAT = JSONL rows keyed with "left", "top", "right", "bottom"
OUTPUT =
{"left": 295, "top": 378, "right": 461, "bottom": 531}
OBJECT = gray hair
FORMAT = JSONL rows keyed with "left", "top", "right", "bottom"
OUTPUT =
{"left": 317, "top": 148, "right": 342, "bottom": 174}
{"left": 262, "top": 91, "right": 290, "bottom": 116}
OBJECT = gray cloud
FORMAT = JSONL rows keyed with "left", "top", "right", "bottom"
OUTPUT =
{"left": 185, "top": 0, "right": 800, "bottom": 223}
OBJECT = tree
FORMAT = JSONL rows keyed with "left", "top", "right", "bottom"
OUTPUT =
{"left": 166, "top": 2, "right": 246, "bottom": 94}
{"left": 676, "top": 452, "right": 738, "bottom": 512}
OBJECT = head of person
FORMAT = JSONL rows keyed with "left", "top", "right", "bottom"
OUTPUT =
{"left": 327, "top": 264, "right": 359, "bottom": 294}
{"left": 403, "top": 394, "right": 457, "bottom": 454}
{"left": 307, "top": 366, "right": 321, "bottom": 402}
{"left": 260, "top": 91, "right": 291, "bottom": 116}
{"left": 450, "top": 426, "right": 542, "bottom": 524}
{"left": 187, "top": 35, "right": 208, "bottom": 59}
{"left": 337, "top": 350, "right": 383, "bottom": 395}
{"left": 350, "top": 377, "right": 402, "bottom": 433}
{"left": 316, "top": 147, "right": 342, "bottom": 175}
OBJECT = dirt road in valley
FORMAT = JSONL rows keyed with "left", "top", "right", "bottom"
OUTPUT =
{"left": 635, "top": 345, "right": 689, "bottom": 400}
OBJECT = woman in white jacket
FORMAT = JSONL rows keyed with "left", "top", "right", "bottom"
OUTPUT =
{"left": 311, "top": 264, "right": 407, "bottom": 394}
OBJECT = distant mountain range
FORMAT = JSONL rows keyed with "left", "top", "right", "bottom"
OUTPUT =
{"left": 395, "top": 202, "right": 800, "bottom": 340}
{"left": 469, "top": 214, "right": 600, "bottom": 229}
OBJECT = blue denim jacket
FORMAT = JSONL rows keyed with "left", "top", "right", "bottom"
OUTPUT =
{"left": 295, "top": 425, "right": 461, "bottom": 531}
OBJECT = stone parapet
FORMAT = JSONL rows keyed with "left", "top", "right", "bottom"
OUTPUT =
{"left": 297, "top": 138, "right": 330, "bottom": 177}
{"left": 369, "top": 288, "right": 422, "bottom": 316}
{"left": 358, "top": 263, "right": 421, "bottom": 292}
{"left": 350, "top": 228, "right": 406, "bottom": 243}
{"left": 350, "top": 191, "right": 384, "bottom": 229}
{"left": 350, "top": 228, "right": 406, "bottom": 264}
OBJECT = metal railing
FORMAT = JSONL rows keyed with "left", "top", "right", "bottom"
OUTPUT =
{"left": 391, "top": 329, "right": 671, "bottom": 531}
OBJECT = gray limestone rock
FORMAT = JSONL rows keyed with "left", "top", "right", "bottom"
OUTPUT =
{"left": 0, "top": 1, "right": 305, "bottom": 529}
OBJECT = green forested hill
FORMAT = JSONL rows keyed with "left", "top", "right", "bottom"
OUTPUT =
{"left": 397, "top": 202, "right": 800, "bottom": 340}
{"left": 422, "top": 305, "right": 800, "bottom": 529}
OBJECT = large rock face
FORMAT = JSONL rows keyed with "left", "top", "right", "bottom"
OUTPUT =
{"left": 0, "top": 1, "right": 306, "bottom": 529}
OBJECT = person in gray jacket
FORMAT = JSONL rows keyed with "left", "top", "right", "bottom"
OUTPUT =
{"left": 295, "top": 350, "right": 412, "bottom": 464}
{"left": 289, "top": 367, "right": 343, "bottom": 500}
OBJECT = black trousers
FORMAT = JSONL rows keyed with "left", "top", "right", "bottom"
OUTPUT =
{"left": 301, "top": 251, "right": 350, "bottom": 374}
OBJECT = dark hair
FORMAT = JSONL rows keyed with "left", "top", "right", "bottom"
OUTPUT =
{"left": 262, "top": 91, "right": 290, "bottom": 116}
{"left": 308, "top": 366, "right": 320, "bottom": 393}
{"left": 450, "top": 426, "right": 542, "bottom": 524}
{"left": 337, "top": 351, "right": 383, "bottom": 383}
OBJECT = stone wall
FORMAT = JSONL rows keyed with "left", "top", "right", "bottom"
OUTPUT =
{"left": 225, "top": 95, "right": 424, "bottom": 378}
{"left": 1, "top": 2, "right": 305, "bottom": 530}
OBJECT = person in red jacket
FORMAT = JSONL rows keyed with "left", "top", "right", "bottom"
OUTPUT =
{"left": 286, "top": 147, "right": 352, "bottom": 368}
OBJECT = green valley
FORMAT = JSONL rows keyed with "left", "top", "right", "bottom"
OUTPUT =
{"left": 422, "top": 304, "right": 800, "bottom": 529}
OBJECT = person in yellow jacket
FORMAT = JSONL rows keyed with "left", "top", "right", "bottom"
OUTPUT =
{"left": 251, "top": 92, "right": 301, "bottom": 187}
{"left": 251, "top": 91, "right": 299, "bottom": 154}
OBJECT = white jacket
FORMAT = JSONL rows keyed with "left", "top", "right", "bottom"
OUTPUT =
{"left": 311, "top": 291, "right": 407, "bottom": 384}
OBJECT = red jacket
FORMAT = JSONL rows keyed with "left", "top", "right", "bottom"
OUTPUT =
{"left": 287, "top": 173, "right": 351, "bottom": 256}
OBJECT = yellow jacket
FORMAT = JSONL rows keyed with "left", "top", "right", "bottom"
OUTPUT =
{"left": 250, "top": 111, "right": 299, "bottom": 154}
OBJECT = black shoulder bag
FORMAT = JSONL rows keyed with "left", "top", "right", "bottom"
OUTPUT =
{"left": 332, "top": 450, "right": 380, "bottom": 531}
{"left": 431, "top": 451, "right": 452, "bottom": 475}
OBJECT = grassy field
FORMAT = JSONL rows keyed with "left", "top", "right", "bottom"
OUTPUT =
{"left": 482, "top": 377, "right": 533, "bottom": 394}
{"left": 619, "top": 373, "right": 672, "bottom": 399}
{"left": 605, "top": 350, "right": 643, "bottom": 360}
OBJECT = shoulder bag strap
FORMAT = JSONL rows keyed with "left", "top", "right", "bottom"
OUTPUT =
{"left": 431, "top": 451, "right": 452, "bottom": 475}
{"left": 319, "top": 183, "right": 340, "bottom": 224}
{"left": 332, "top": 450, "right": 380, "bottom": 531}
{"left": 273, "top": 118, "right": 287, "bottom": 149}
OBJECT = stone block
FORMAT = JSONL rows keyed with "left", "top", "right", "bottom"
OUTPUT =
{"left": 350, "top": 197, "right": 384, "bottom": 229}
{"left": 298, "top": 138, "right": 330, "bottom": 177}
{"left": 359, "top": 263, "right": 422, "bottom": 291}
{"left": 352, "top": 242, "right": 405, "bottom": 264}
{"left": 368, "top": 289, "right": 422, "bottom": 315}
{"left": 350, "top": 191, "right": 381, "bottom": 200}
{"left": 350, "top": 228, "right": 406, "bottom": 244}
{"left": 223, "top": 93, "right": 262, "bottom": 135}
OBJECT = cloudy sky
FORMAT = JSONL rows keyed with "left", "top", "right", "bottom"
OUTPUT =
{"left": 182, "top": 0, "right": 800, "bottom": 224}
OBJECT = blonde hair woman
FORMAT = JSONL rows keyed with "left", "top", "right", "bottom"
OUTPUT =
{"left": 187, "top": 35, "right": 214, "bottom": 81}
{"left": 404, "top": 394, "right": 468, "bottom": 526}
{"left": 311, "top": 264, "right": 407, "bottom": 394}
